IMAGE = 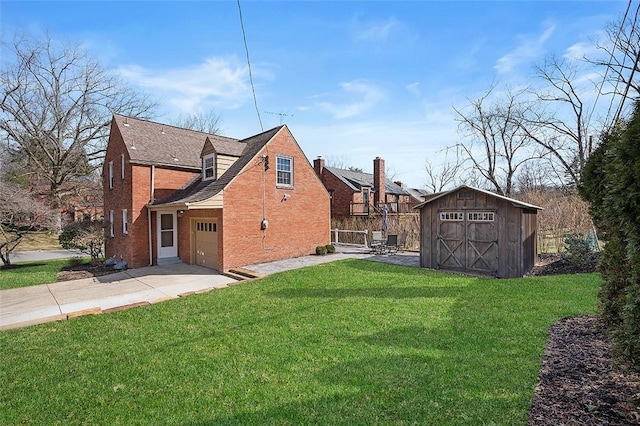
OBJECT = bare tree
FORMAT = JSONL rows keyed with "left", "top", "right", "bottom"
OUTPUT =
{"left": 424, "top": 147, "right": 463, "bottom": 193}
{"left": 453, "top": 86, "right": 541, "bottom": 196}
{"left": 0, "top": 32, "right": 156, "bottom": 213}
{"left": 0, "top": 182, "right": 56, "bottom": 266}
{"left": 587, "top": 6, "right": 640, "bottom": 104}
{"left": 173, "top": 109, "right": 222, "bottom": 134}
{"left": 518, "top": 56, "right": 594, "bottom": 187}
{"left": 325, "top": 155, "right": 363, "bottom": 172}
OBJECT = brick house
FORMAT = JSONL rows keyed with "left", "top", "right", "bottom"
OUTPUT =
{"left": 103, "top": 114, "right": 330, "bottom": 272}
{"left": 313, "top": 156, "right": 424, "bottom": 218}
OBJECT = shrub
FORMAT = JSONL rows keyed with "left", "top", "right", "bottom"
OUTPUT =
{"left": 325, "top": 244, "right": 335, "bottom": 254}
{"left": 315, "top": 245, "right": 327, "bottom": 255}
{"left": 59, "top": 219, "right": 104, "bottom": 266}
{"left": 562, "top": 233, "right": 593, "bottom": 267}
{"left": 580, "top": 100, "right": 640, "bottom": 369}
{"left": 67, "top": 256, "right": 84, "bottom": 268}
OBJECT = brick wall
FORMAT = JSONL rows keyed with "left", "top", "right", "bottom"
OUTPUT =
{"left": 373, "top": 157, "right": 385, "bottom": 206}
{"left": 313, "top": 158, "right": 355, "bottom": 218}
{"left": 221, "top": 127, "right": 330, "bottom": 271}
{"left": 103, "top": 122, "right": 134, "bottom": 265}
{"left": 103, "top": 119, "right": 200, "bottom": 268}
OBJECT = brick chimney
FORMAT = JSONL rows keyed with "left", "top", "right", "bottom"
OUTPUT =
{"left": 313, "top": 156, "right": 325, "bottom": 177}
{"left": 373, "top": 156, "right": 385, "bottom": 206}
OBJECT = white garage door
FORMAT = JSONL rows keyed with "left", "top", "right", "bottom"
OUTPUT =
{"left": 195, "top": 220, "right": 218, "bottom": 270}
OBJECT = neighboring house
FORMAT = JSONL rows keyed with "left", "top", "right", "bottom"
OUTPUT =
{"left": 313, "top": 156, "right": 425, "bottom": 218}
{"left": 27, "top": 177, "right": 103, "bottom": 227}
{"left": 103, "top": 114, "right": 330, "bottom": 271}
{"left": 416, "top": 185, "right": 542, "bottom": 278}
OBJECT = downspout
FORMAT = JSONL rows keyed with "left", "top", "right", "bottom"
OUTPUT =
{"left": 148, "top": 165, "right": 155, "bottom": 266}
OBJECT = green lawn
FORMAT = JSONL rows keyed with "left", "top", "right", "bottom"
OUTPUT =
{"left": 0, "top": 259, "right": 600, "bottom": 425}
{"left": 0, "top": 258, "right": 91, "bottom": 290}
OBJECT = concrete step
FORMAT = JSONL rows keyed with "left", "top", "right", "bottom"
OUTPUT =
{"left": 228, "top": 267, "right": 264, "bottom": 280}
{"left": 157, "top": 257, "right": 181, "bottom": 266}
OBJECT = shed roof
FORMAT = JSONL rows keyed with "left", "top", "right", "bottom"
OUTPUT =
{"left": 113, "top": 114, "right": 244, "bottom": 170}
{"left": 324, "top": 166, "right": 410, "bottom": 196}
{"left": 414, "top": 185, "right": 543, "bottom": 211}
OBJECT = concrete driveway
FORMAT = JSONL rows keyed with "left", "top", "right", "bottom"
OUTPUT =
{"left": 0, "top": 263, "right": 237, "bottom": 330}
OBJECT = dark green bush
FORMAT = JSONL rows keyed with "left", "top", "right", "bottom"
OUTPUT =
{"left": 580, "top": 100, "right": 640, "bottom": 369}
{"left": 59, "top": 219, "right": 104, "bottom": 266}
{"left": 325, "top": 244, "right": 335, "bottom": 254}
{"left": 315, "top": 245, "right": 327, "bottom": 255}
{"left": 562, "top": 233, "right": 593, "bottom": 267}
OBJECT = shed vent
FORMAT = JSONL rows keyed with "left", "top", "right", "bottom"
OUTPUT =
{"left": 458, "top": 190, "right": 473, "bottom": 200}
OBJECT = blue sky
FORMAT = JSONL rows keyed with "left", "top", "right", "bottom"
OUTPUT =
{"left": 1, "top": 1, "right": 627, "bottom": 188}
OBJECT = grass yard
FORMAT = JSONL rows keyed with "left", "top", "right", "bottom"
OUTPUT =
{"left": 13, "top": 232, "right": 62, "bottom": 251}
{"left": 0, "top": 258, "right": 91, "bottom": 290}
{"left": 0, "top": 259, "right": 600, "bottom": 425}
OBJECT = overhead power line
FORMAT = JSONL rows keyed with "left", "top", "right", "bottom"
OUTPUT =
{"left": 237, "top": 0, "right": 263, "bottom": 131}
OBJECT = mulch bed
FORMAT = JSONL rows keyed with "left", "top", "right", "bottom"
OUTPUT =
{"left": 528, "top": 316, "right": 640, "bottom": 425}
{"left": 528, "top": 253, "right": 640, "bottom": 425}
{"left": 56, "top": 263, "right": 120, "bottom": 282}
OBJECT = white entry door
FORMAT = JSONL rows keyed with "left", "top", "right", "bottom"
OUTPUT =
{"left": 157, "top": 212, "right": 177, "bottom": 259}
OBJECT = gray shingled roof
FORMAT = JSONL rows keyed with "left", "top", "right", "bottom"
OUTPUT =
{"left": 414, "top": 185, "right": 543, "bottom": 210}
{"left": 113, "top": 114, "right": 243, "bottom": 170}
{"left": 151, "top": 126, "right": 284, "bottom": 206}
{"left": 324, "top": 166, "right": 410, "bottom": 196}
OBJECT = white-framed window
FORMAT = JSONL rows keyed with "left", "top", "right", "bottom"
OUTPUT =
{"left": 202, "top": 154, "right": 216, "bottom": 181}
{"left": 276, "top": 155, "right": 293, "bottom": 187}
{"left": 121, "top": 154, "right": 125, "bottom": 180}
{"left": 108, "top": 161, "right": 114, "bottom": 189}
{"left": 109, "top": 210, "right": 114, "bottom": 237}
{"left": 439, "top": 211, "right": 464, "bottom": 221}
{"left": 468, "top": 211, "right": 495, "bottom": 222}
{"left": 122, "top": 209, "right": 128, "bottom": 235}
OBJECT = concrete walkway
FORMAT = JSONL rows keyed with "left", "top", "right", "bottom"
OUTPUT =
{"left": 245, "top": 247, "right": 419, "bottom": 275}
{"left": 1, "top": 263, "right": 236, "bottom": 330}
{"left": 0, "top": 246, "right": 419, "bottom": 331}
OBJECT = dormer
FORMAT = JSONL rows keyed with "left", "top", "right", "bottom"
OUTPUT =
{"left": 201, "top": 137, "right": 217, "bottom": 181}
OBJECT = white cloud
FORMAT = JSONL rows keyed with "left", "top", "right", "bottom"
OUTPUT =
{"left": 292, "top": 103, "right": 458, "bottom": 188}
{"left": 494, "top": 23, "right": 556, "bottom": 74}
{"left": 116, "top": 56, "right": 253, "bottom": 113}
{"left": 563, "top": 41, "right": 599, "bottom": 61}
{"left": 354, "top": 17, "right": 399, "bottom": 42}
{"left": 405, "top": 82, "right": 421, "bottom": 97}
{"left": 318, "top": 80, "right": 385, "bottom": 119}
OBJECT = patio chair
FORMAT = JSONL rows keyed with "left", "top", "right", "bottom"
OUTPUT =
{"left": 371, "top": 230, "right": 386, "bottom": 254}
{"left": 386, "top": 234, "right": 399, "bottom": 254}
{"left": 397, "top": 231, "right": 408, "bottom": 252}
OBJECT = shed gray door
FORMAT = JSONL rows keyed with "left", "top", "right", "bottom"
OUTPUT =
{"left": 437, "top": 212, "right": 465, "bottom": 270}
{"left": 465, "top": 212, "right": 498, "bottom": 275}
{"left": 437, "top": 211, "right": 498, "bottom": 275}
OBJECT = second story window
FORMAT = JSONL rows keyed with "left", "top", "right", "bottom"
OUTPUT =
{"left": 276, "top": 155, "right": 293, "bottom": 187}
{"left": 203, "top": 154, "right": 215, "bottom": 181}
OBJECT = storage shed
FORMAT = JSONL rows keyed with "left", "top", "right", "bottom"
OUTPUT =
{"left": 416, "top": 186, "right": 542, "bottom": 278}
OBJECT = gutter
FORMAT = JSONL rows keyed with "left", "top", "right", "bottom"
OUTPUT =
{"left": 148, "top": 165, "right": 155, "bottom": 266}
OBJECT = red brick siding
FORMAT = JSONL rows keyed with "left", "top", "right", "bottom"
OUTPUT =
{"left": 103, "top": 122, "right": 134, "bottom": 265}
{"left": 220, "top": 128, "right": 330, "bottom": 271}
{"left": 317, "top": 169, "right": 355, "bottom": 218}
{"left": 104, "top": 119, "right": 200, "bottom": 268}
